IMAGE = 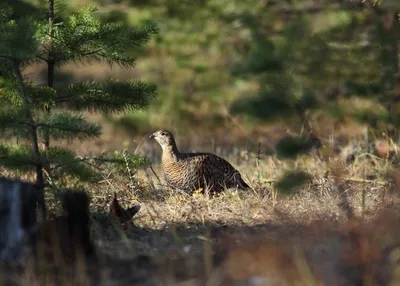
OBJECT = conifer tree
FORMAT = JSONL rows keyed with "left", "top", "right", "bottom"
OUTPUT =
{"left": 0, "top": 0, "right": 158, "bottom": 216}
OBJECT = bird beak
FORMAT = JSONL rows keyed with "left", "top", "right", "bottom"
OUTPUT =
{"left": 149, "top": 133, "right": 155, "bottom": 139}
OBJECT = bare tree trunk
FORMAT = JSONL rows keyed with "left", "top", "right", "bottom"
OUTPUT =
{"left": 13, "top": 60, "right": 47, "bottom": 220}
{"left": 44, "top": 0, "right": 55, "bottom": 149}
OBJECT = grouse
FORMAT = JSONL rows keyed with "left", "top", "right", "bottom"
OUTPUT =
{"left": 149, "top": 129, "right": 250, "bottom": 194}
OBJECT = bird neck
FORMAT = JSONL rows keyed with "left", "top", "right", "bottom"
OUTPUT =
{"left": 162, "top": 143, "right": 180, "bottom": 162}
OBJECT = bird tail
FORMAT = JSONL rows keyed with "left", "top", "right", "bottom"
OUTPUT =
{"left": 238, "top": 177, "right": 250, "bottom": 190}
{"left": 126, "top": 205, "right": 141, "bottom": 218}
{"left": 234, "top": 173, "right": 250, "bottom": 191}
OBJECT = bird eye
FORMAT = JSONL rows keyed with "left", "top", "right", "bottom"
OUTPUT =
{"left": 160, "top": 132, "right": 167, "bottom": 136}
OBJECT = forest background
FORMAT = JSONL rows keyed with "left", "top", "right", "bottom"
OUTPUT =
{"left": 10, "top": 0, "right": 399, "bottom": 155}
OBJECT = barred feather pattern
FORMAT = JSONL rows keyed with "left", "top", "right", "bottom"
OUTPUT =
{"left": 150, "top": 130, "right": 249, "bottom": 194}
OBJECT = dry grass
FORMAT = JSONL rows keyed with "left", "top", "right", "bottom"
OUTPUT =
{"left": 2, "top": 131, "right": 400, "bottom": 286}
{"left": 82, "top": 138, "right": 399, "bottom": 285}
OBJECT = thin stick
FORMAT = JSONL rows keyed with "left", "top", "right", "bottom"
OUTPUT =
{"left": 149, "top": 164, "right": 161, "bottom": 184}
{"left": 261, "top": 176, "right": 388, "bottom": 186}
{"left": 343, "top": 177, "right": 388, "bottom": 185}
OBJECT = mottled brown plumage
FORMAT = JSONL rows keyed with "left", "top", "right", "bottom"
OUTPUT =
{"left": 149, "top": 130, "right": 250, "bottom": 194}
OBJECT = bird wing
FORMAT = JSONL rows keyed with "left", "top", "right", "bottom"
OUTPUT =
{"left": 181, "top": 153, "right": 238, "bottom": 184}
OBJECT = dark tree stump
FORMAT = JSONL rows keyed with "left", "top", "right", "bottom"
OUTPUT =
{"left": 0, "top": 178, "right": 38, "bottom": 262}
{"left": 31, "top": 190, "right": 96, "bottom": 265}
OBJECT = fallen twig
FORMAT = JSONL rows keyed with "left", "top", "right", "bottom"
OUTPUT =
{"left": 261, "top": 177, "right": 388, "bottom": 186}
{"left": 343, "top": 177, "right": 388, "bottom": 186}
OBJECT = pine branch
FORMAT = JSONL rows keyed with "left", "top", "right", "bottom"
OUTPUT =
{"left": 0, "top": 77, "right": 25, "bottom": 109}
{"left": 25, "top": 83, "right": 57, "bottom": 109}
{"left": 0, "top": 108, "right": 32, "bottom": 139}
{"left": 0, "top": 81, "right": 56, "bottom": 115}
{"left": 59, "top": 80, "right": 157, "bottom": 113}
{"left": 0, "top": 56, "right": 13, "bottom": 61}
{"left": 35, "top": 5, "right": 159, "bottom": 67}
{"left": 77, "top": 151, "right": 148, "bottom": 170}
{"left": 0, "top": 5, "right": 13, "bottom": 21}
{"left": 76, "top": 151, "right": 148, "bottom": 177}
{"left": 36, "top": 112, "right": 101, "bottom": 141}
{"left": 44, "top": 147, "right": 99, "bottom": 182}
{"left": 0, "top": 143, "right": 37, "bottom": 172}
{"left": 0, "top": 16, "right": 38, "bottom": 61}
{"left": 0, "top": 143, "right": 99, "bottom": 182}
{"left": 0, "top": 60, "right": 15, "bottom": 79}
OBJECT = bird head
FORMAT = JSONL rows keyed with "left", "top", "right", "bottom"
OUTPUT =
{"left": 149, "top": 130, "right": 176, "bottom": 149}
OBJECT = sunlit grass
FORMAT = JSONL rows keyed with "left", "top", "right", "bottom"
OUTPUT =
{"left": 1, "top": 127, "right": 400, "bottom": 285}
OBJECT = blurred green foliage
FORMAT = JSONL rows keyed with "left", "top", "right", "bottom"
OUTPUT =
{"left": 39, "top": 0, "right": 400, "bottom": 139}
{"left": 274, "top": 170, "right": 312, "bottom": 195}
{"left": 275, "top": 135, "right": 318, "bottom": 160}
